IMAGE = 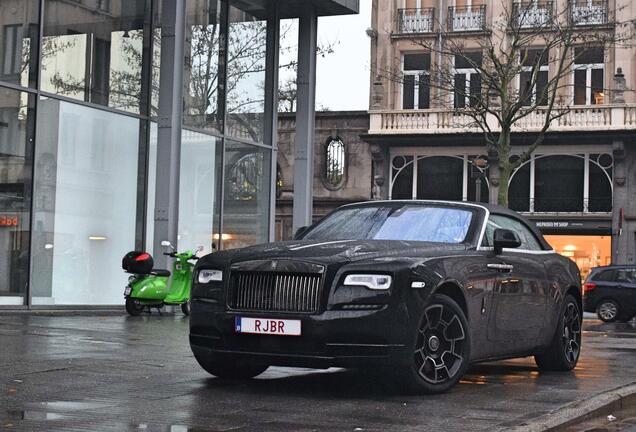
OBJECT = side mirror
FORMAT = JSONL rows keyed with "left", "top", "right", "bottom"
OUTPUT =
{"left": 493, "top": 228, "right": 521, "bottom": 255}
{"left": 161, "top": 240, "right": 175, "bottom": 251}
{"left": 293, "top": 226, "right": 310, "bottom": 240}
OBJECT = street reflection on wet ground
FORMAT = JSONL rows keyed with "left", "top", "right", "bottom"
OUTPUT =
{"left": 1, "top": 314, "right": 635, "bottom": 432}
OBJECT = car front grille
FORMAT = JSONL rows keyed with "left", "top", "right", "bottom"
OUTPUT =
{"left": 229, "top": 272, "right": 323, "bottom": 313}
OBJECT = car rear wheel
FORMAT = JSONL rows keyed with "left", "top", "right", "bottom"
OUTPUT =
{"left": 193, "top": 352, "right": 268, "bottom": 380}
{"left": 535, "top": 294, "right": 581, "bottom": 371}
{"left": 596, "top": 299, "right": 619, "bottom": 322}
{"left": 400, "top": 294, "right": 470, "bottom": 394}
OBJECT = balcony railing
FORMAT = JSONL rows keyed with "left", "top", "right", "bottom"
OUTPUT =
{"left": 448, "top": 5, "right": 486, "bottom": 31}
{"left": 569, "top": 0, "right": 608, "bottom": 26}
{"left": 512, "top": 1, "right": 553, "bottom": 28}
{"left": 369, "top": 105, "right": 636, "bottom": 135}
{"left": 397, "top": 8, "right": 435, "bottom": 34}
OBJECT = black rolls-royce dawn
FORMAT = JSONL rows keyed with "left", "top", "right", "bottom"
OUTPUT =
{"left": 189, "top": 200, "right": 582, "bottom": 393}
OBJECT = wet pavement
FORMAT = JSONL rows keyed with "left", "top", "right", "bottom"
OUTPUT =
{"left": 1, "top": 313, "right": 636, "bottom": 432}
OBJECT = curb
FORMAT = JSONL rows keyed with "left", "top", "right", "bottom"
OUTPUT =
{"left": 501, "top": 382, "right": 636, "bottom": 432}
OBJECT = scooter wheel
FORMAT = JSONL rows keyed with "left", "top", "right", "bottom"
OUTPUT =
{"left": 126, "top": 297, "right": 145, "bottom": 316}
{"left": 181, "top": 301, "right": 191, "bottom": 316}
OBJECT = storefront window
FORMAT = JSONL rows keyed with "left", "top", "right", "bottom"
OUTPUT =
{"left": 226, "top": 5, "right": 267, "bottom": 143}
{"left": 0, "top": 0, "right": 39, "bottom": 89}
{"left": 0, "top": 87, "right": 34, "bottom": 305}
{"left": 41, "top": 0, "right": 151, "bottom": 114}
{"left": 222, "top": 140, "right": 271, "bottom": 248}
{"left": 535, "top": 155, "right": 584, "bottom": 212}
{"left": 31, "top": 100, "right": 139, "bottom": 305}
{"left": 417, "top": 156, "right": 463, "bottom": 200}
{"left": 178, "top": 129, "right": 221, "bottom": 254}
{"left": 509, "top": 163, "right": 530, "bottom": 212}
{"left": 183, "top": 0, "right": 222, "bottom": 133}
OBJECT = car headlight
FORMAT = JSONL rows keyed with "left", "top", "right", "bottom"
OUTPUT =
{"left": 343, "top": 274, "right": 392, "bottom": 290}
{"left": 198, "top": 269, "right": 223, "bottom": 284}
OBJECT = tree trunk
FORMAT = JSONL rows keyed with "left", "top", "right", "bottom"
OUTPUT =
{"left": 496, "top": 129, "right": 512, "bottom": 208}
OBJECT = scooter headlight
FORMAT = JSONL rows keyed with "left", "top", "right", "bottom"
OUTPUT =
{"left": 198, "top": 269, "right": 223, "bottom": 284}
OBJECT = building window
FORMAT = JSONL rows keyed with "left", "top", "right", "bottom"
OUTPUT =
{"left": 402, "top": 53, "right": 430, "bottom": 109}
{"left": 509, "top": 153, "right": 612, "bottom": 213}
{"left": 519, "top": 49, "right": 549, "bottom": 106}
{"left": 325, "top": 138, "right": 346, "bottom": 188}
{"left": 2, "top": 25, "right": 21, "bottom": 76}
{"left": 390, "top": 155, "right": 489, "bottom": 202}
{"left": 574, "top": 46, "right": 604, "bottom": 105}
{"left": 453, "top": 52, "right": 482, "bottom": 108}
{"left": 228, "top": 152, "right": 264, "bottom": 200}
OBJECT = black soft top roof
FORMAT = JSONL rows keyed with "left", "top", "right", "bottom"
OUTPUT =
{"left": 340, "top": 200, "right": 553, "bottom": 251}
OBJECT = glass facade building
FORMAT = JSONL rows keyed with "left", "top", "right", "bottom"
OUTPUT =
{"left": 0, "top": 0, "right": 358, "bottom": 307}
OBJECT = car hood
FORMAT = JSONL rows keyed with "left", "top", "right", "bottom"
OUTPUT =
{"left": 198, "top": 239, "right": 471, "bottom": 268}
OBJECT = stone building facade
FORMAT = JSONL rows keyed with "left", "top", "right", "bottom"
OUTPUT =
{"left": 275, "top": 111, "right": 371, "bottom": 240}
{"left": 358, "top": 0, "right": 636, "bottom": 277}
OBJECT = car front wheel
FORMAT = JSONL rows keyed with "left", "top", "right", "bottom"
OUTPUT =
{"left": 400, "top": 294, "right": 471, "bottom": 394}
{"left": 596, "top": 299, "right": 619, "bottom": 322}
{"left": 193, "top": 351, "right": 268, "bottom": 380}
{"left": 535, "top": 294, "right": 581, "bottom": 371}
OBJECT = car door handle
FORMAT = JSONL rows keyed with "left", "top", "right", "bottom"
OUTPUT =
{"left": 487, "top": 263, "right": 514, "bottom": 272}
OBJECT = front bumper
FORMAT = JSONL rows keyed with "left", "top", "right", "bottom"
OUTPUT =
{"left": 189, "top": 298, "right": 411, "bottom": 369}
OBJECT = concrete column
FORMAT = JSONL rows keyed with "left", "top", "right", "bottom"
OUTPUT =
{"left": 292, "top": 8, "right": 318, "bottom": 233}
{"left": 153, "top": 0, "right": 186, "bottom": 268}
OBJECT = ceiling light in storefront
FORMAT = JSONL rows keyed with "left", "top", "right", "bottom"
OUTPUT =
{"left": 88, "top": 236, "right": 108, "bottom": 241}
{"left": 563, "top": 244, "right": 577, "bottom": 251}
{"left": 44, "top": 244, "right": 53, "bottom": 249}
{"left": 213, "top": 233, "right": 233, "bottom": 241}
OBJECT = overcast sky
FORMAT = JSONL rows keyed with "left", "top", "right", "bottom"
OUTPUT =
{"left": 279, "top": 0, "right": 372, "bottom": 112}
{"left": 315, "top": 0, "right": 372, "bottom": 111}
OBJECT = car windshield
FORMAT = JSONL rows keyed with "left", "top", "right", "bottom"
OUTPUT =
{"left": 303, "top": 205, "right": 474, "bottom": 243}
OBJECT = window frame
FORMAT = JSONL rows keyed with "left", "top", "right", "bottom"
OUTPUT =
{"left": 573, "top": 47, "right": 605, "bottom": 105}
{"left": 401, "top": 52, "right": 431, "bottom": 110}
{"left": 518, "top": 49, "right": 549, "bottom": 107}
{"left": 452, "top": 53, "right": 482, "bottom": 109}
{"left": 323, "top": 137, "right": 346, "bottom": 190}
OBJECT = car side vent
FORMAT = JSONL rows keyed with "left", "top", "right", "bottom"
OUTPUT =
{"left": 229, "top": 272, "right": 322, "bottom": 313}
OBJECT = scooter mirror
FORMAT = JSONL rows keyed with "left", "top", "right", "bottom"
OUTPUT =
{"left": 161, "top": 240, "right": 174, "bottom": 250}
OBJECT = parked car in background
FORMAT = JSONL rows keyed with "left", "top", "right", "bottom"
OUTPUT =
{"left": 190, "top": 200, "right": 582, "bottom": 393}
{"left": 584, "top": 265, "right": 636, "bottom": 322}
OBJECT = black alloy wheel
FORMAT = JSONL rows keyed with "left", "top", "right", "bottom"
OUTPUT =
{"left": 596, "top": 299, "right": 619, "bottom": 323}
{"left": 125, "top": 297, "right": 145, "bottom": 316}
{"left": 402, "top": 294, "right": 471, "bottom": 394}
{"left": 535, "top": 294, "right": 581, "bottom": 371}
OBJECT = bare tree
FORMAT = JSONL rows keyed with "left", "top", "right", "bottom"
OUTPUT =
{"left": 380, "top": 1, "right": 632, "bottom": 206}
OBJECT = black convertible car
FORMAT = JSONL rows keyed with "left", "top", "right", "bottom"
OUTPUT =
{"left": 190, "top": 200, "right": 582, "bottom": 393}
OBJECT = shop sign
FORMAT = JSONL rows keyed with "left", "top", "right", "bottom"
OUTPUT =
{"left": 0, "top": 215, "right": 19, "bottom": 227}
{"left": 533, "top": 219, "right": 612, "bottom": 232}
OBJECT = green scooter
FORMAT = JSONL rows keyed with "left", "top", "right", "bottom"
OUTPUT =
{"left": 122, "top": 241, "right": 202, "bottom": 316}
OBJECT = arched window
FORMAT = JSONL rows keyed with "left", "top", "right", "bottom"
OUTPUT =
{"left": 509, "top": 153, "right": 613, "bottom": 213}
{"left": 228, "top": 152, "right": 263, "bottom": 200}
{"left": 325, "top": 138, "right": 345, "bottom": 188}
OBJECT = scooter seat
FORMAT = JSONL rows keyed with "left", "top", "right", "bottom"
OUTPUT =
{"left": 150, "top": 269, "right": 171, "bottom": 277}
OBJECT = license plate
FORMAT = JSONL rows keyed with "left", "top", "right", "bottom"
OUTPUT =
{"left": 235, "top": 317, "right": 301, "bottom": 336}
{"left": 124, "top": 286, "right": 132, "bottom": 296}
